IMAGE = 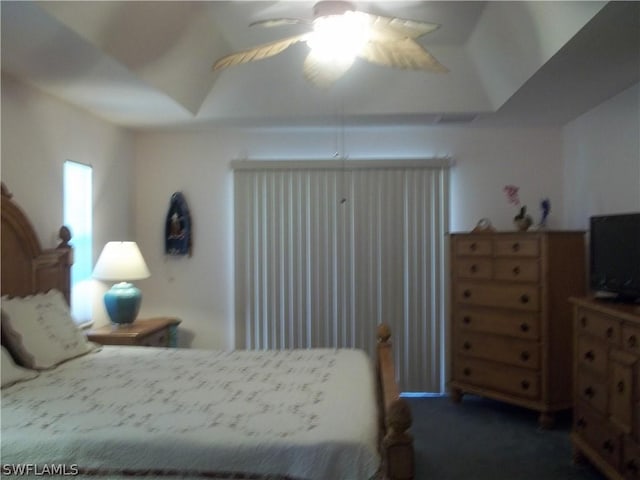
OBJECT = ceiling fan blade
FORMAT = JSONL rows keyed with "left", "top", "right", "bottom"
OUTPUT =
{"left": 364, "top": 13, "right": 441, "bottom": 40}
{"left": 302, "top": 52, "right": 354, "bottom": 88}
{"left": 359, "top": 38, "right": 448, "bottom": 73}
{"left": 213, "top": 34, "right": 309, "bottom": 71}
{"left": 249, "top": 18, "right": 311, "bottom": 28}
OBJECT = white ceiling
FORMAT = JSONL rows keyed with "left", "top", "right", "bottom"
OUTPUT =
{"left": 2, "top": 1, "right": 638, "bottom": 130}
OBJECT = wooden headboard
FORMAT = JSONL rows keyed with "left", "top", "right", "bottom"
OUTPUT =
{"left": 1, "top": 182, "right": 73, "bottom": 303}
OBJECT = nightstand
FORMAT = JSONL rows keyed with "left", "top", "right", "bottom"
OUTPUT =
{"left": 86, "top": 317, "right": 181, "bottom": 347}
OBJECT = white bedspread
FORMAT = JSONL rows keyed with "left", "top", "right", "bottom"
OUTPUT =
{"left": 1, "top": 346, "right": 380, "bottom": 480}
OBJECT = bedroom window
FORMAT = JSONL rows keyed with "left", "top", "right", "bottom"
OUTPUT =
{"left": 233, "top": 158, "right": 450, "bottom": 394}
{"left": 63, "top": 160, "right": 93, "bottom": 326}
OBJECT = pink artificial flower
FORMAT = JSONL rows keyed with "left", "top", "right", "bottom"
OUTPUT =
{"left": 503, "top": 185, "right": 520, "bottom": 206}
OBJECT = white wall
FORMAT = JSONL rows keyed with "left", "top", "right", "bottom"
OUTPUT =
{"left": 134, "top": 124, "right": 564, "bottom": 349}
{"left": 1, "top": 73, "right": 136, "bottom": 325}
{"left": 9, "top": 73, "right": 637, "bottom": 349}
{"left": 133, "top": 132, "right": 235, "bottom": 348}
{"left": 562, "top": 83, "right": 640, "bottom": 229}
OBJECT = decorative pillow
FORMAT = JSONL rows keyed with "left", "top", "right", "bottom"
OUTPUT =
{"left": 1, "top": 289, "right": 96, "bottom": 369}
{"left": 1, "top": 345, "right": 38, "bottom": 387}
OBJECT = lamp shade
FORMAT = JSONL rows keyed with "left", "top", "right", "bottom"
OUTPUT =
{"left": 93, "top": 242, "right": 150, "bottom": 325}
{"left": 93, "top": 242, "right": 150, "bottom": 281}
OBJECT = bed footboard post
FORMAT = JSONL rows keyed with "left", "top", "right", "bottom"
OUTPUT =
{"left": 377, "top": 324, "right": 414, "bottom": 480}
{"left": 383, "top": 399, "right": 414, "bottom": 480}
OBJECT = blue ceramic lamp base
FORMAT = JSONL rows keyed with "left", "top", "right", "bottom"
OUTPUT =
{"left": 104, "top": 282, "right": 142, "bottom": 325}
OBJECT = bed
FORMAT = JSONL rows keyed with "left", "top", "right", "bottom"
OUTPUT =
{"left": 0, "top": 182, "right": 414, "bottom": 480}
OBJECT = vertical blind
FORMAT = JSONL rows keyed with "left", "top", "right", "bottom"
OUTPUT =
{"left": 233, "top": 159, "right": 450, "bottom": 393}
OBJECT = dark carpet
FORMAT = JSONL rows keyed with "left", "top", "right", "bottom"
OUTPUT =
{"left": 406, "top": 395, "right": 605, "bottom": 480}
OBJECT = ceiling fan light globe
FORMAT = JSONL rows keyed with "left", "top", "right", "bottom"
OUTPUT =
{"left": 307, "top": 12, "right": 369, "bottom": 64}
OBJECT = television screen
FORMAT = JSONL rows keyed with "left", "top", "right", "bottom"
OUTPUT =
{"left": 590, "top": 213, "right": 640, "bottom": 302}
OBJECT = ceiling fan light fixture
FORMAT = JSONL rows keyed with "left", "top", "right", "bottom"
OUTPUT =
{"left": 306, "top": 11, "right": 370, "bottom": 64}
{"left": 212, "top": 0, "right": 448, "bottom": 87}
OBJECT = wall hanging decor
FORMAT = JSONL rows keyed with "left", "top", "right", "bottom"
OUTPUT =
{"left": 165, "top": 192, "right": 192, "bottom": 257}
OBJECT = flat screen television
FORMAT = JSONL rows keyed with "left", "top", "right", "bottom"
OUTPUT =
{"left": 589, "top": 212, "right": 640, "bottom": 303}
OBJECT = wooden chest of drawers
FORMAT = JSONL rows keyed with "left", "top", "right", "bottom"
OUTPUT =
{"left": 449, "top": 231, "right": 586, "bottom": 428}
{"left": 571, "top": 297, "right": 640, "bottom": 479}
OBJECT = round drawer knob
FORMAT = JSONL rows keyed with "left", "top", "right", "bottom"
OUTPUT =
{"left": 628, "top": 335, "right": 637, "bottom": 348}
{"left": 463, "top": 341, "right": 472, "bottom": 350}
{"left": 463, "top": 368, "right": 471, "bottom": 376}
{"left": 603, "top": 440, "right": 615, "bottom": 453}
{"left": 617, "top": 381, "right": 625, "bottom": 393}
{"left": 521, "top": 380, "right": 530, "bottom": 390}
{"left": 470, "top": 243, "right": 477, "bottom": 252}
{"left": 463, "top": 290, "right": 472, "bottom": 299}
{"left": 463, "top": 316, "right": 471, "bottom": 324}
{"left": 581, "top": 316, "right": 588, "bottom": 327}
{"left": 606, "top": 327, "right": 614, "bottom": 338}
{"left": 512, "top": 266, "right": 521, "bottom": 276}
{"left": 584, "top": 386, "right": 595, "bottom": 398}
{"left": 576, "top": 417, "right": 587, "bottom": 428}
{"left": 520, "top": 294, "right": 530, "bottom": 304}
{"left": 520, "top": 323, "right": 530, "bottom": 333}
{"left": 512, "top": 243, "right": 520, "bottom": 252}
{"left": 520, "top": 351, "right": 530, "bottom": 362}
{"left": 584, "top": 350, "right": 595, "bottom": 361}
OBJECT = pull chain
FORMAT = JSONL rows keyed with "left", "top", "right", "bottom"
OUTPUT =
{"left": 337, "top": 98, "right": 347, "bottom": 205}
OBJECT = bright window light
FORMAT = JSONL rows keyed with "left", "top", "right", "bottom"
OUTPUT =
{"left": 64, "top": 160, "right": 93, "bottom": 326}
{"left": 307, "top": 11, "right": 370, "bottom": 64}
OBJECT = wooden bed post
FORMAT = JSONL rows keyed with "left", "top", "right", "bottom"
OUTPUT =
{"left": 377, "top": 324, "right": 414, "bottom": 480}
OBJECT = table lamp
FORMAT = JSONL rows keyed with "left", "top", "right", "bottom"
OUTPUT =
{"left": 93, "top": 241, "right": 150, "bottom": 325}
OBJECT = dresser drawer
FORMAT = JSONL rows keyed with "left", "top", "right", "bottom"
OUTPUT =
{"left": 454, "top": 238, "right": 492, "bottom": 256}
{"left": 455, "top": 357, "right": 540, "bottom": 399}
{"left": 454, "top": 308, "right": 539, "bottom": 340}
{"left": 456, "top": 332, "right": 540, "bottom": 369}
{"left": 574, "top": 402, "right": 622, "bottom": 471}
{"left": 610, "top": 350, "right": 639, "bottom": 434}
{"left": 493, "top": 237, "right": 539, "bottom": 257}
{"left": 493, "top": 259, "right": 539, "bottom": 283}
{"left": 455, "top": 258, "right": 492, "bottom": 280}
{"left": 576, "top": 307, "right": 622, "bottom": 345}
{"left": 577, "top": 335, "right": 608, "bottom": 376}
{"left": 577, "top": 368, "right": 608, "bottom": 414}
{"left": 455, "top": 283, "right": 540, "bottom": 311}
{"left": 623, "top": 325, "right": 640, "bottom": 354}
{"left": 140, "top": 329, "right": 170, "bottom": 347}
{"left": 623, "top": 437, "right": 640, "bottom": 479}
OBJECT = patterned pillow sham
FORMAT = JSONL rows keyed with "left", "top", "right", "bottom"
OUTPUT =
{"left": 1, "top": 289, "right": 96, "bottom": 369}
{"left": 1, "top": 345, "right": 38, "bottom": 387}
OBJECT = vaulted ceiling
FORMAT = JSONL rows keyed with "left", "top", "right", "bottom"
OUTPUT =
{"left": 2, "top": 1, "right": 639, "bottom": 129}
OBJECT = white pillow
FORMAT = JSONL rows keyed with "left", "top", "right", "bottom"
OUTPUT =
{"left": 1, "top": 345, "right": 38, "bottom": 387}
{"left": 1, "top": 289, "right": 96, "bottom": 369}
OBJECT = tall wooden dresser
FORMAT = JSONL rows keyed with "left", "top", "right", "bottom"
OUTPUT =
{"left": 570, "top": 297, "right": 640, "bottom": 479}
{"left": 449, "top": 231, "right": 586, "bottom": 428}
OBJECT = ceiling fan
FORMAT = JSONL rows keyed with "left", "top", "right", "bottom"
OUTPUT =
{"left": 212, "top": 1, "right": 448, "bottom": 88}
